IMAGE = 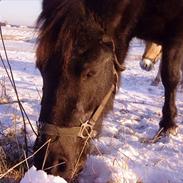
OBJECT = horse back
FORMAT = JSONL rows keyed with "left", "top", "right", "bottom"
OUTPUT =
{"left": 135, "top": 0, "right": 183, "bottom": 43}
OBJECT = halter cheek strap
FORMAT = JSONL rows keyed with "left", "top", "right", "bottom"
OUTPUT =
{"left": 78, "top": 79, "right": 117, "bottom": 139}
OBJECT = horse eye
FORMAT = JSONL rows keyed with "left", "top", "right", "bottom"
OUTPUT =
{"left": 104, "top": 41, "right": 113, "bottom": 50}
{"left": 82, "top": 69, "right": 96, "bottom": 80}
{"left": 87, "top": 71, "right": 96, "bottom": 78}
{"left": 99, "top": 40, "right": 113, "bottom": 50}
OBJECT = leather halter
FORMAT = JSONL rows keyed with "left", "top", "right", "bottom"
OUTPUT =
{"left": 40, "top": 38, "right": 122, "bottom": 140}
{"left": 41, "top": 68, "right": 118, "bottom": 140}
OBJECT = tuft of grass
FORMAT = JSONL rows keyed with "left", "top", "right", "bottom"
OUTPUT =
{"left": 0, "top": 76, "right": 32, "bottom": 182}
{"left": 0, "top": 128, "right": 28, "bottom": 183}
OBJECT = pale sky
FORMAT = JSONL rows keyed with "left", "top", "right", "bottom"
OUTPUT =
{"left": 0, "top": 0, "right": 42, "bottom": 26}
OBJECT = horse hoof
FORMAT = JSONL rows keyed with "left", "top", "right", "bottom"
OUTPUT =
{"left": 156, "top": 126, "right": 178, "bottom": 138}
{"left": 140, "top": 126, "right": 178, "bottom": 144}
{"left": 140, "top": 59, "right": 154, "bottom": 71}
{"left": 140, "top": 128, "right": 164, "bottom": 143}
{"left": 166, "top": 126, "right": 178, "bottom": 136}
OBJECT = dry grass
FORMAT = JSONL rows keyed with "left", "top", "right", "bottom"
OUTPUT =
{"left": 0, "top": 128, "right": 28, "bottom": 183}
{"left": 0, "top": 78, "right": 28, "bottom": 183}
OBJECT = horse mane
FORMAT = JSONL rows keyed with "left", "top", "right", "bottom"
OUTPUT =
{"left": 36, "top": 0, "right": 103, "bottom": 70}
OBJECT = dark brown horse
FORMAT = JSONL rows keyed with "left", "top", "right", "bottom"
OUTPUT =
{"left": 34, "top": 0, "right": 183, "bottom": 181}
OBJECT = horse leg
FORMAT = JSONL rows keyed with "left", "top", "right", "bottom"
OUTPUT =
{"left": 159, "top": 43, "right": 183, "bottom": 134}
{"left": 151, "top": 60, "right": 162, "bottom": 86}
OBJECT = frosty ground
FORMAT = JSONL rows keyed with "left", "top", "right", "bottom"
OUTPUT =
{"left": 0, "top": 26, "right": 183, "bottom": 183}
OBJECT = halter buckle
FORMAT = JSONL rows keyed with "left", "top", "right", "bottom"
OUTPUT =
{"left": 78, "top": 121, "right": 96, "bottom": 139}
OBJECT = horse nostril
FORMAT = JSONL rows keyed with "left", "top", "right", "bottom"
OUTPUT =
{"left": 59, "top": 160, "right": 67, "bottom": 172}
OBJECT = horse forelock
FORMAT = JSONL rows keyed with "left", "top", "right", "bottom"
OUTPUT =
{"left": 36, "top": 0, "right": 103, "bottom": 71}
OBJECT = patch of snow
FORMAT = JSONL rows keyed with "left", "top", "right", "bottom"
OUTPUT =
{"left": 20, "top": 166, "right": 67, "bottom": 183}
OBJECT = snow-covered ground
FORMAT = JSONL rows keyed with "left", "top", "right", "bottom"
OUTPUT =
{"left": 0, "top": 26, "right": 183, "bottom": 183}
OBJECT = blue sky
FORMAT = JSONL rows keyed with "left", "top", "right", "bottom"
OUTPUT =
{"left": 0, "top": 0, "right": 42, "bottom": 26}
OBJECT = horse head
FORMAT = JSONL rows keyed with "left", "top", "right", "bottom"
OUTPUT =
{"left": 33, "top": 1, "right": 120, "bottom": 181}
